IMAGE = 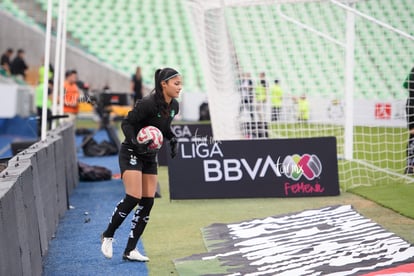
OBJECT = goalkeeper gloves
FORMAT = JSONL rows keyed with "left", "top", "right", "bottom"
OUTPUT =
{"left": 131, "top": 138, "right": 156, "bottom": 155}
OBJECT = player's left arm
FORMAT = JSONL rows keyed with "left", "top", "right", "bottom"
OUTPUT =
{"left": 167, "top": 101, "right": 179, "bottom": 158}
{"left": 166, "top": 100, "right": 179, "bottom": 140}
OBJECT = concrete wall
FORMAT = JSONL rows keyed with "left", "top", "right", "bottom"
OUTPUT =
{"left": 0, "top": 123, "right": 78, "bottom": 276}
{"left": 0, "top": 8, "right": 204, "bottom": 121}
{"left": 0, "top": 9, "right": 130, "bottom": 91}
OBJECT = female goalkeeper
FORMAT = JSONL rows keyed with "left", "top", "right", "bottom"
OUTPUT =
{"left": 101, "top": 68, "right": 181, "bottom": 261}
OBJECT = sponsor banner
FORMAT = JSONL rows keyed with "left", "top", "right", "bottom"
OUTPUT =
{"left": 257, "top": 96, "right": 406, "bottom": 127}
{"left": 158, "top": 123, "right": 213, "bottom": 165}
{"left": 168, "top": 137, "right": 339, "bottom": 199}
{"left": 375, "top": 103, "right": 392, "bottom": 119}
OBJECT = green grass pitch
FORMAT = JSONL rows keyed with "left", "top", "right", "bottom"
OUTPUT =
{"left": 145, "top": 123, "right": 414, "bottom": 275}
{"left": 77, "top": 120, "right": 414, "bottom": 275}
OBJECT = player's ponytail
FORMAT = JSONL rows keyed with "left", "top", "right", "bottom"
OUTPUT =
{"left": 152, "top": 67, "right": 180, "bottom": 116}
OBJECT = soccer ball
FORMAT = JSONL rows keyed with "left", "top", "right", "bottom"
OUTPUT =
{"left": 137, "top": 126, "right": 163, "bottom": 150}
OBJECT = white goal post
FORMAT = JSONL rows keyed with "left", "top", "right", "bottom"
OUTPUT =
{"left": 187, "top": 0, "right": 414, "bottom": 188}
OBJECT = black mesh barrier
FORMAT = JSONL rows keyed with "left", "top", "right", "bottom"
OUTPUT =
{"left": 0, "top": 122, "right": 78, "bottom": 275}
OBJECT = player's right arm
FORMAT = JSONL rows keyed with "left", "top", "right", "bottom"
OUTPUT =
{"left": 121, "top": 98, "right": 154, "bottom": 144}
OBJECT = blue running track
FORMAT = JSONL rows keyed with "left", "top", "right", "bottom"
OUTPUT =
{"left": 42, "top": 130, "right": 148, "bottom": 276}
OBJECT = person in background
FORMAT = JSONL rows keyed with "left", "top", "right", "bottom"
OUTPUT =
{"left": 239, "top": 72, "right": 254, "bottom": 121}
{"left": 131, "top": 66, "right": 143, "bottom": 104}
{"left": 297, "top": 94, "right": 310, "bottom": 122}
{"left": 63, "top": 70, "right": 80, "bottom": 121}
{"left": 10, "top": 49, "right": 28, "bottom": 80}
{"left": 36, "top": 79, "right": 53, "bottom": 135}
{"left": 0, "top": 48, "right": 13, "bottom": 75}
{"left": 38, "top": 61, "right": 54, "bottom": 84}
{"left": 255, "top": 72, "right": 268, "bottom": 122}
{"left": 199, "top": 101, "right": 210, "bottom": 121}
{"left": 102, "top": 84, "right": 111, "bottom": 92}
{"left": 404, "top": 66, "right": 414, "bottom": 174}
{"left": 270, "top": 79, "right": 283, "bottom": 121}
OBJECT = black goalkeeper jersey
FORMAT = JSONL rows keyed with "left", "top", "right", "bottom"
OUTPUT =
{"left": 121, "top": 94, "right": 179, "bottom": 145}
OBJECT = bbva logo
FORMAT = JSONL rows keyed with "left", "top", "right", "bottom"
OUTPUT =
{"left": 283, "top": 154, "right": 322, "bottom": 181}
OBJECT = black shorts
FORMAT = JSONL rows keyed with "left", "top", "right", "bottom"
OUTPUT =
{"left": 119, "top": 143, "right": 158, "bottom": 175}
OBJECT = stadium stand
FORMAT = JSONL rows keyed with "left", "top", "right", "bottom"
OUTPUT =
{"left": 0, "top": 0, "right": 36, "bottom": 25}
{"left": 3, "top": 0, "right": 412, "bottom": 99}
{"left": 0, "top": 0, "right": 412, "bottom": 102}
{"left": 225, "top": 0, "right": 413, "bottom": 100}
{"left": 30, "top": 0, "right": 205, "bottom": 93}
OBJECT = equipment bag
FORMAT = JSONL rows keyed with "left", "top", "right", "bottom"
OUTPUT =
{"left": 78, "top": 162, "right": 112, "bottom": 181}
{"left": 81, "top": 135, "right": 118, "bottom": 157}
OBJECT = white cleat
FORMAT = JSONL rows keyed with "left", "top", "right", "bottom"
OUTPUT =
{"left": 101, "top": 236, "right": 114, "bottom": 259}
{"left": 123, "top": 249, "right": 149, "bottom": 262}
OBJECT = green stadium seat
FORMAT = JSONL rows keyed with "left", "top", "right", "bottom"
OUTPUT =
{"left": 4, "top": 0, "right": 411, "bottom": 96}
{"left": 23, "top": 0, "right": 204, "bottom": 92}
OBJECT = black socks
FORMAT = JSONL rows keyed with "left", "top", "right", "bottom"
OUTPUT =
{"left": 103, "top": 195, "right": 155, "bottom": 255}
{"left": 103, "top": 194, "right": 140, "bottom": 238}
{"left": 124, "top": 197, "right": 154, "bottom": 254}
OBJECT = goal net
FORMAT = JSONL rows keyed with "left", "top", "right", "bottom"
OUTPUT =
{"left": 188, "top": 0, "right": 414, "bottom": 189}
